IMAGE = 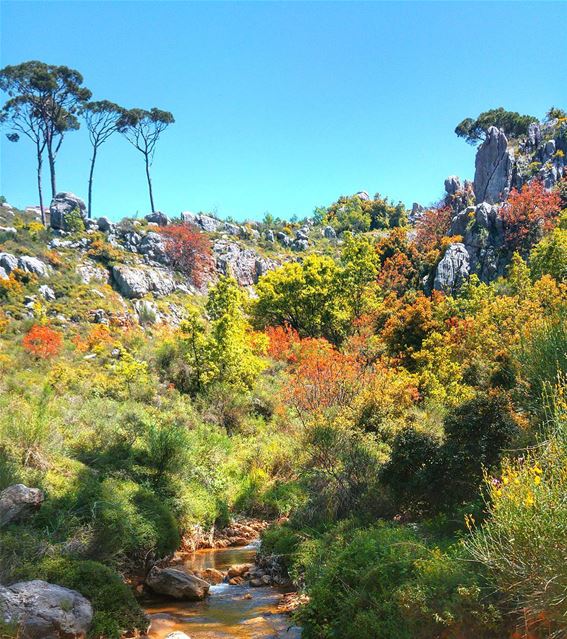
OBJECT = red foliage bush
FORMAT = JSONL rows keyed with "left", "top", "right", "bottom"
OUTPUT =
{"left": 265, "top": 323, "right": 300, "bottom": 361}
{"left": 415, "top": 205, "right": 453, "bottom": 254}
{"left": 160, "top": 224, "right": 212, "bottom": 287}
{"left": 501, "top": 180, "right": 561, "bottom": 253}
{"left": 23, "top": 324, "right": 63, "bottom": 359}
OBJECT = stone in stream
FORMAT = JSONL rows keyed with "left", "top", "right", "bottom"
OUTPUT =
{"left": 165, "top": 633, "right": 191, "bottom": 639}
{"left": 199, "top": 568, "right": 225, "bottom": 585}
{"left": 227, "top": 563, "right": 253, "bottom": 578}
{"left": 145, "top": 566, "right": 210, "bottom": 600}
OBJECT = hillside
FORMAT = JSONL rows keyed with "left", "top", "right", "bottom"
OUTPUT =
{"left": 0, "top": 107, "right": 566, "bottom": 639}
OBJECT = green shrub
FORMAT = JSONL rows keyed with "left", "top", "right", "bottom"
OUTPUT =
{"left": 64, "top": 207, "right": 86, "bottom": 233}
{"left": 29, "top": 558, "right": 147, "bottom": 639}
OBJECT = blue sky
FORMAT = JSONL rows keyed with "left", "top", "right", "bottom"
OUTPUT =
{"left": 1, "top": 1, "right": 565, "bottom": 221}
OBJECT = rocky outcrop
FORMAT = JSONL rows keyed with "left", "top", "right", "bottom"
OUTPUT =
{"left": 433, "top": 243, "right": 470, "bottom": 293}
{"left": 474, "top": 127, "right": 514, "bottom": 204}
{"left": 112, "top": 265, "right": 175, "bottom": 298}
{"left": 145, "top": 566, "right": 210, "bottom": 600}
{"left": 0, "top": 484, "right": 44, "bottom": 528}
{"left": 145, "top": 211, "right": 169, "bottom": 226}
{"left": 76, "top": 260, "right": 109, "bottom": 285}
{"left": 214, "top": 240, "right": 277, "bottom": 286}
{"left": 181, "top": 212, "right": 222, "bottom": 233}
{"left": 0, "top": 253, "right": 50, "bottom": 278}
{"left": 0, "top": 580, "right": 92, "bottom": 639}
{"left": 49, "top": 192, "right": 87, "bottom": 231}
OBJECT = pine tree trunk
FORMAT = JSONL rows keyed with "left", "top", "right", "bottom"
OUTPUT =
{"left": 145, "top": 154, "right": 155, "bottom": 213}
{"left": 36, "top": 143, "right": 46, "bottom": 226}
{"left": 87, "top": 146, "right": 97, "bottom": 219}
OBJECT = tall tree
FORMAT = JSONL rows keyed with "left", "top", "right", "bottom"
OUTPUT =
{"left": 0, "top": 96, "right": 47, "bottom": 224}
{"left": 0, "top": 61, "right": 91, "bottom": 198}
{"left": 120, "top": 108, "right": 174, "bottom": 213}
{"left": 84, "top": 100, "right": 124, "bottom": 219}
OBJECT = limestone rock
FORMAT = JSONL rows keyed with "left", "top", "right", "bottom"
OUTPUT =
{"left": 138, "top": 232, "right": 170, "bottom": 264}
{"left": 38, "top": 284, "right": 56, "bottom": 301}
{"left": 76, "top": 261, "right": 109, "bottom": 285}
{"left": 355, "top": 190, "right": 370, "bottom": 201}
{"left": 444, "top": 175, "right": 462, "bottom": 196}
{"left": 199, "top": 568, "right": 225, "bottom": 585}
{"left": 0, "top": 484, "right": 44, "bottom": 528}
{"left": 146, "top": 566, "right": 210, "bottom": 600}
{"left": 112, "top": 265, "right": 175, "bottom": 299}
{"left": 214, "top": 240, "right": 277, "bottom": 286}
{"left": 433, "top": 243, "right": 470, "bottom": 292}
{"left": 145, "top": 211, "right": 169, "bottom": 226}
{"left": 0, "top": 253, "right": 49, "bottom": 278}
{"left": 473, "top": 127, "right": 514, "bottom": 204}
{"left": 0, "top": 580, "right": 92, "bottom": 639}
{"left": 323, "top": 225, "right": 336, "bottom": 239}
{"left": 97, "top": 217, "right": 114, "bottom": 232}
{"left": 165, "top": 633, "right": 192, "bottom": 639}
{"left": 49, "top": 192, "right": 87, "bottom": 231}
{"left": 180, "top": 212, "right": 222, "bottom": 233}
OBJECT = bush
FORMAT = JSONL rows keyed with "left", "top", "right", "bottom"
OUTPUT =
{"left": 294, "top": 521, "right": 503, "bottom": 639}
{"left": 28, "top": 558, "right": 148, "bottom": 639}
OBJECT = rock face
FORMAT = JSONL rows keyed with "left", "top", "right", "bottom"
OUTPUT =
{"left": 473, "top": 127, "right": 514, "bottom": 204}
{"left": 0, "top": 484, "right": 44, "bottom": 528}
{"left": 0, "top": 253, "right": 50, "bottom": 279}
{"left": 433, "top": 243, "right": 470, "bottom": 292}
{"left": 49, "top": 192, "right": 87, "bottom": 231}
{"left": 214, "top": 240, "right": 276, "bottom": 286}
{"left": 181, "top": 212, "right": 222, "bottom": 233}
{"left": 0, "top": 580, "right": 92, "bottom": 639}
{"left": 112, "top": 265, "right": 175, "bottom": 298}
{"left": 146, "top": 566, "right": 210, "bottom": 600}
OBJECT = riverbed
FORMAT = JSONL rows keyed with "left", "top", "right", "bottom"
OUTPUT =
{"left": 145, "top": 543, "right": 301, "bottom": 638}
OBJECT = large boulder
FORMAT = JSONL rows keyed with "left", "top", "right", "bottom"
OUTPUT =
{"left": 49, "top": 192, "right": 87, "bottom": 231}
{"left": 0, "top": 580, "right": 92, "bottom": 639}
{"left": 112, "top": 265, "right": 175, "bottom": 298}
{"left": 0, "top": 484, "right": 44, "bottom": 528}
{"left": 138, "top": 232, "right": 170, "bottom": 265}
{"left": 17, "top": 255, "right": 50, "bottom": 278}
{"left": 433, "top": 243, "right": 470, "bottom": 293}
{"left": 473, "top": 127, "right": 514, "bottom": 204}
{"left": 180, "top": 212, "right": 222, "bottom": 233}
{"left": 145, "top": 566, "right": 210, "bottom": 601}
{"left": 145, "top": 211, "right": 169, "bottom": 226}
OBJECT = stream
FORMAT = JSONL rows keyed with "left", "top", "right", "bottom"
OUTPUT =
{"left": 145, "top": 542, "right": 301, "bottom": 638}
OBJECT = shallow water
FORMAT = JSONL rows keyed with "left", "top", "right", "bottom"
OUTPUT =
{"left": 145, "top": 543, "right": 301, "bottom": 638}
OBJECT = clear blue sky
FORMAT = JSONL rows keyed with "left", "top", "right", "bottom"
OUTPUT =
{"left": 1, "top": 1, "right": 565, "bottom": 221}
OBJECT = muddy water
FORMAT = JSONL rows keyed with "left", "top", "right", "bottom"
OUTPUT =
{"left": 145, "top": 543, "right": 301, "bottom": 638}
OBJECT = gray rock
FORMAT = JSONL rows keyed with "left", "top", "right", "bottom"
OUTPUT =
{"left": 97, "top": 216, "right": 114, "bottom": 232}
{"left": 214, "top": 240, "right": 277, "bottom": 286}
{"left": 0, "top": 252, "right": 19, "bottom": 273}
{"left": 112, "top": 265, "right": 175, "bottom": 299}
{"left": 146, "top": 566, "right": 210, "bottom": 601}
{"left": 265, "top": 230, "right": 275, "bottom": 242}
{"left": 444, "top": 175, "right": 462, "bottom": 196}
{"left": 76, "top": 261, "right": 109, "bottom": 285}
{"left": 224, "top": 222, "right": 241, "bottom": 236}
{"left": 180, "top": 212, "right": 221, "bottom": 233}
{"left": 527, "top": 122, "right": 541, "bottom": 148}
{"left": 134, "top": 300, "right": 161, "bottom": 324}
{"left": 295, "top": 228, "right": 309, "bottom": 241}
{"left": 92, "top": 309, "right": 109, "bottom": 325}
{"left": 323, "top": 225, "right": 336, "bottom": 239}
{"left": 165, "top": 633, "right": 192, "bottom": 639}
{"left": 292, "top": 238, "right": 309, "bottom": 251}
{"left": 18, "top": 255, "right": 50, "bottom": 277}
{"left": 145, "top": 211, "right": 169, "bottom": 226}
{"left": 355, "top": 190, "right": 370, "bottom": 201}
{"left": 0, "top": 266, "right": 8, "bottom": 280}
{"left": 38, "top": 285, "right": 56, "bottom": 301}
{"left": 0, "top": 226, "right": 17, "bottom": 235}
{"left": 276, "top": 231, "right": 291, "bottom": 247}
{"left": 433, "top": 243, "right": 470, "bottom": 293}
{"left": 0, "top": 580, "right": 92, "bottom": 639}
{"left": 0, "top": 484, "right": 44, "bottom": 528}
{"left": 473, "top": 127, "right": 514, "bottom": 204}
{"left": 138, "top": 232, "right": 169, "bottom": 264}
{"left": 49, "top": 192, "right": 87, "bottom": 231}
{"left": 180, "top": 211, "right": 198, "bottom": 225}
{"left": 409, "top": 202, "right": 425, "bottom": 224}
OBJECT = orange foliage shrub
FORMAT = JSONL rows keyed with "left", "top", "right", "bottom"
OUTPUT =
{"left": 502, "top": 180, "right": 561, "bottom": 253}
{"left": 415, "top": 205, "right": 453, "bottom": 254}
{"left": 22, "top": 324, "right": 63, "bottom": 359}
{"left": 286, "top": 338, "right": 364, "bottom": 414}
{"left": 160, "top": 224, "right": 212, "bottom": 287}
{"left": 72, "top": 324, "right": 114, "bottom": 353}
{"left": 265, "top": 323, "right": 300, "bottom": 360}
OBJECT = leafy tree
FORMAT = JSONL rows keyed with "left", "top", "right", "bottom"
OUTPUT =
{"left": 339, "top": 232, "right": 381, "bottom": 319}
{"left": 84, "top": 100, "right": 125, "bottom": 218}
{"left": 159, "top": 224, "right": 212, "bottom": 287}
{"left": 530, "top": 227, "right": 567, "bottom": 282}
{"left": 254, "top": 255, "right": 349, "bottom": 345}
{"left": 120, "top": 107, "right": 174, "bottom": 212}
{"left": 455, "top": 107, "right": 538, "bottom": 145}
{"left": 0, "top": 60, "right": 91, "bottom": 197}
{"left": 0, "top": 95, "right": 48, "bottom": 223}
